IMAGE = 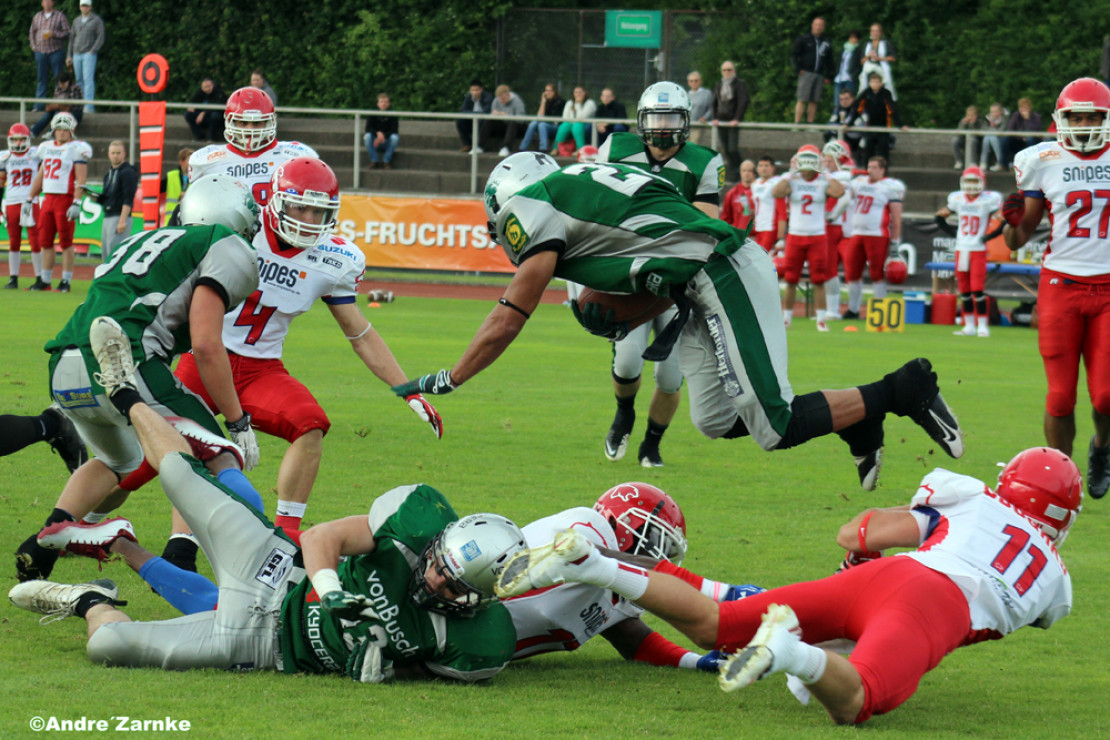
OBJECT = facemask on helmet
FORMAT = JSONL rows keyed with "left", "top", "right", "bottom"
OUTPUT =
{"left": 483, "top": 152, "right": 559, "bottom": 242}
{"left": 822, "top": 139, "right": 853, "bottom": 170}
{"left": 178, "top": 173, "right": 262, "bottom": 241}
{"left": 794, "top": 145, "right": 822, "bottom": 174}
{"left": 7, "top": 123, "right": 31, "bottom": 154}
{"left": 636, "top": 82, "right": 691, "bottom": 150}
{"left": 51, "top": 112, "right": 77, "bottom": 133}
{"left": 594, "top": 482, "right": 688, "bottom": 563}
{"left": 1053, "top": 77, "right": 1110, "bottom": 154}
{"left": 996, "top": 447, "right": 1083, "bottom": 544}
{"left": 224, "top": 87, "right": 277, "bottom": 154}
{"left": 410, "top": 513, "right": 526, "bottom": 617}
{"left": 266, "top": 157, "right": 340, "bottom": 249}
{"left": 960, "top": 166, "right": 985, "bottom": 195}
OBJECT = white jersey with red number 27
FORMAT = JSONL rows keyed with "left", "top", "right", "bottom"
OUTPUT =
{"left": 1014, "top": 140, "right": 1110, "bottom": 277}
{"left": 946, "top": 190, "right": 1002, "bottom": 252}
{"left": 848, "top": 176, "right": 905, "bottom": 237}
{"left": 751, "top": 176, "right": 782, "bottom": 232}
{"left": 902, "top": 468, "right": 1071, "bottom": 636}
{"left": 504, "top": 507, "right": 642, "bottom": 660}
{"left": 222, "top": 222, "right": 365, "bottom": 359}
{"left": 36, "top": 139, "right": 92, "bottom": 197}
{"left": 786, "top": 173, "right": 831, "bottom": 236}
{"left": 187, "top": 140, "right": 318, "bottom": 208}
{"left": 0, "top": 148, "right": 40, "bottom": 205}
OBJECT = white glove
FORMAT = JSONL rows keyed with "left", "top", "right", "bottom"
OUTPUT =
{"left": 773, "top": 239, "right": 785, "bottom": 253}
{"left": 21, "top": 201, "right": 35, "bottom": 227}
{"left": 352, "top": 639, "right": 394, "bottom": 684}
{"left": 66, "top": 202, "right": 81, "bottom": 221}
{"left": 224, "top": 413, "right": 260, "bottom": 471}
{"left": 405, "top": 393, "right": 443, "bottom": 439}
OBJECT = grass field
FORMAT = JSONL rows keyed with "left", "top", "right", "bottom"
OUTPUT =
{"left": 1, "top": 283, "right": 1107, "bottom": 739}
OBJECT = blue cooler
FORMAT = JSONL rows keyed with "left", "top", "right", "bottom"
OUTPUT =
{"left": 904, "top": 291, "right": 927, "bottom": 324}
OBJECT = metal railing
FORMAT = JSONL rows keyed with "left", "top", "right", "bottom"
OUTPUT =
{"left": 2, "top": 95, "right": 1054, "bottom": 195}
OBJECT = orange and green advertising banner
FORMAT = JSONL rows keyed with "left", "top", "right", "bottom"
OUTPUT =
{"left": 335, "top": 194, "right": 515, "bottom": 274}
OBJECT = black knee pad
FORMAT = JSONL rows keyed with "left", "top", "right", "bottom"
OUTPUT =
{"left": 775, "top": 392, "right": 833, "bottom": 450}
{"left": 612, "top": 371, "right": 641, "bottom": 386}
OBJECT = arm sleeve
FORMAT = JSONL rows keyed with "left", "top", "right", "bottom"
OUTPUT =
{"left": 933, "top": 214, "right": 957, "bottom": 236}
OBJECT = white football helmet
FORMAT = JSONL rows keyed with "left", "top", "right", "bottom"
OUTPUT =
{"left": 410, "top": 513, "right": 526, "bottom": 616}
{"left": 178, "top": 174, "right": 262, "bottom": 241}
{"left": 224, "top": 87, "right": 277, "bottom": 153}
{"left": 636, "top": 81, "right": 691, "bottom": 149}
{"left": 50, "top": 112, "right": 78, "bottom": 133}
{"left": 822, "top": 139, "right": 853, "bottom": 171}
{"left": 483, "top": 152, "right": 559, "bottom": 237}
{"left": 1053, "top": 77, "right": 1110, "bottom": 154}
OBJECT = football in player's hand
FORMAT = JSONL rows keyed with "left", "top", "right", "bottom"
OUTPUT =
{"left": 885, "top": 259, "right": 908, "bottom": 285}
{"left": 574, "top": 288, "right": 674, "bottom": 331}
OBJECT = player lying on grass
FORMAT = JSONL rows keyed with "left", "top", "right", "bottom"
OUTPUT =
{"left": 495, "top": 448, "right": 1079, "bottom": 724}
{"left": 9, "top": 315, "right": 525, "bottom": 683}
{"left": 392, "top": 153, "right": 964, "bottom": 493}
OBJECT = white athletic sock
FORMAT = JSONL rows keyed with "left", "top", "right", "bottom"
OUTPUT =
{"left": 607, "top": 561, "right": 651, "bottom": 601}
{"left": 825, "top": 277, "right": 840, "bottom": 315}
{"left": 977, "top": 315, "right": 988, "bottom": 330}
{"left": 783, "top": 309, "right": 793, "bottom": 326}
{"left": 791, "top": 643, "right": 829, "bottom": 685}
{"left": 31, "top": 250, "right": 43, "bottom": 277}
{"left": 816, "top": 309, "right": 827, "bottom": 323}
{"left": 873, "top": 280, "right": 888, "bottom": 300}
{"left": 62, "top": 270, "right": 73, "bottom": 282}
{"left": 848, "top": 281, "right": 863, "bottom": 312}
{"left": 276, "top": 500, "right": 307, "bottom": 519}
{"left": 82, "top": 512, "right": 108, "bottom": 524}
{"left": 42, "top": 268, "right": 53, "bottom": 284}
{"left": 8, "top": 251, "right": 20, "bottom": 277}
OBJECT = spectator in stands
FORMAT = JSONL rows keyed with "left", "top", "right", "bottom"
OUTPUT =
{"left": 687, "top": 71, "right": 713, "bottom": 146}
{"left": 159, "top": 147, "right": 192, "bottom": 226}
{"left": 184, "top": 77, "right": 226, "bottom": 142}
{"left": 594, "top": 88, "right": 629, "bottom": 145}
{"left": 29, "top": 0, "right": 70, "bottom": 112}
{"left": 721, "top": 159, "right": 757, "bottom": 231}
{"left": 712, "top": 61, "right": 748, "bottom": 183}
{"left": 364, "top": 92, "right": 399, "bottom": 169}
{"left": 250, "top": 69, "right": 277, "bottom": 107}
{"left": 66, "top": 0, "right": 103, "bottom": 114}
{"left": 791, "top": 17, "right": 834, "bottom": 124}
{"left": 29, "top": 70, "right": 83, "bottom": 137}
{"left": 980, "top": 102, "right": 1008, "bottom": 171}
{"left": 825, "top": 89, "right": 863, "bottom": 165}
{"left": 97, "top": 140, "right": 136, "bottom": 261}
{"left": 858, "top": 23, "right": 897, "bottom": 100}
{"left": 847, "top": 72, "right": 906, "bottom": 163}
{"left": 482, "top": 84, "right": 525, "bottom": 158}
{"left": 832, "top": 30, "right": 863, "bottom": 101}
{"left": 456, "top": 79, "right": 493, "bottom": 153}
{"left": 953, "top": 105, "right": 985, "bottom": 169}
{"left": 519, "top": 83, "right": 565, "bottom": 153}
{"left": 553, "top": 86, "right": 596, "bottom": 156}
{"left": 1005, "top": 97, "right": 1043, "bottom": 165}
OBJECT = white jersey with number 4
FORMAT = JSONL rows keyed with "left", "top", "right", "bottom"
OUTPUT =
{"left": 946, "top": 190, "right": 1002, "bottom": 252}
{"left": 222, "top": 222, "right": 364, "bottom": 359}
{"left": 902, "top": 468, "right": 1071, "bottom": 636}
{"left": 36, "top": 139, "right": 92, "bottom": 196}
{"left": 1014, "top": 140, "right": 1110, "bottom": 276}
{"left": 0, "top": 148, "right": 40, "bottom": 205}
{"left": 786, "top": 173, "right": 831, "bottom": 236}
{"left": 751, "top": 175, "right": 782, "bottom": 232}
{"left": 848, "top": 176, "right": 905, "bottom": 237}
{"left": 504, "top": 507, "right": 642, "bottom": 659}
{"left": 188, "top": 140, "right": 318, "bottom": 208}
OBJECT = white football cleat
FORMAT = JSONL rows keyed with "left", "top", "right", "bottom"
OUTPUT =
{"left": 816, "top": 320, "right": 829, "bottom": 332}
{"left": 976, "top": 325, "right": 990, "bottom": 338}
{"left": 495, "top": 527, "right": 595, "bottom": 598}
{"left": 89, "top": 316, "right": 136, "bottom": 395}
{"left": 9, "top": 579, "right": 120, "bottom": 624}
{"left": 38, "top": 518, "right": 136, "bottom": 562}
{"left": 953, "top": 324, "right": 976, "bottom": 336}
{"left": 165, "top": 416, "right": 245, "bottom": 468}
{"left": 719, "top": 603, "right": 802, "bottom": 693}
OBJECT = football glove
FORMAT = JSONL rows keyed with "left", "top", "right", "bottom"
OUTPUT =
{"left": 570, "top": 299, "right": 630, "bottom": 341}
{"left": 837, "top": 549, "right": 883, "bottom": 573}
{"left": 391, "top": 369, "right": 456, "bottom": 397}
{"left": 405, "top": 393, "right": 443, "bottom": 439}
{"left": 321, "top": 590, "right": 381, "bottom": 622}
{"left": 20, "top": 201, "right": 34, "bottom": 227}
{"left": 1002, "top": 192, "right": 1026, "bottom": 228}
{"left": 696, "top": 650, "right": 727, "bottom": 673}
{"left": 66, "top": 202, "right": 81, "bottom": 221}
{"left": 224, "top": 413, "right": 260, "bottom": 471}
{"left": 346, "top": 638, "right": 394, "bottom": 684}
{"left": 722, "top": 583, "right": 766, "bottom": 601}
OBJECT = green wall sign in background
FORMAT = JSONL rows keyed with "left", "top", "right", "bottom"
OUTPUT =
{"left": 604, "top": 10, "right": 662, "bottom": 48}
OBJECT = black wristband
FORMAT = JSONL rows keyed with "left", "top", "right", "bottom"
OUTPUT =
{"left": 497, "top": 297, "right": 531, "bottom": 319}
{"left": 225, "top": 413, "right": 252, "bottom": 433}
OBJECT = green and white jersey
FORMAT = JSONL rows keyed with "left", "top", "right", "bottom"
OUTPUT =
{"left": 44, "top": 225, "right": 259, "bottom": 394}
{"left": 496, "top": 162, "right": 743, "bottom": 296}
{"left": 279, "top": 484, "right": 516, "bottom": 682}
{"left": 598, "top": 132, "right": 725, "bottom": 205}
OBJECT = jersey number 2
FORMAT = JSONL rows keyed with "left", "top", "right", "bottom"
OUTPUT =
{"left": 991, "top": 524, "right": 1047, "bottom": 596}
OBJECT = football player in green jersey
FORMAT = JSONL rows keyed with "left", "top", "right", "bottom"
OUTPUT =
{"left": 393, "top": 153, "right": 965, "bottom": 492}
{"left": 595, "top": 82, "right": 726, "bottom": 467}
{"left": 11, "top": 331, "right": 524, "bottom": 682}
{"left": 15, "top": 174, "right": 263, "bottom": 583}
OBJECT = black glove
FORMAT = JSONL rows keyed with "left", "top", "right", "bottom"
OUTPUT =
{"left": 570, "top": 299, "right": 630, "bottom": 341}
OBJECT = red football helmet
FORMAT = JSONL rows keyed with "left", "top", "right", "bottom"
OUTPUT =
{"left": 996, "top": 447, "right": 1082, "bottom": 544}
{"left": 224, "top": 87, "right": 277, "bottom": 153}
{"left": 1053, "top": 77, "right": 1110, "bottom": 154}
{"left": 960, "top": 166, "right": 985, "bottom": 196}
{"left": 822, "top": 139, "right": 854, "bottom": 170}
{"left": 794, "top": 144, "right": 822, "bottom": 173}
{"left": 594, "top": 482, "right": 688, "bottom": 563}
{"left": 577, "top": 145, "right": 600, "bottom": 164}
{"left": 7, "top": 123, "right": 30, "bottom": 154}
{"left": 885, "top": 258, "right": 908, "bottom": 284}
{"left": 266, "top": 157, "right": 340, "bottom": 248}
